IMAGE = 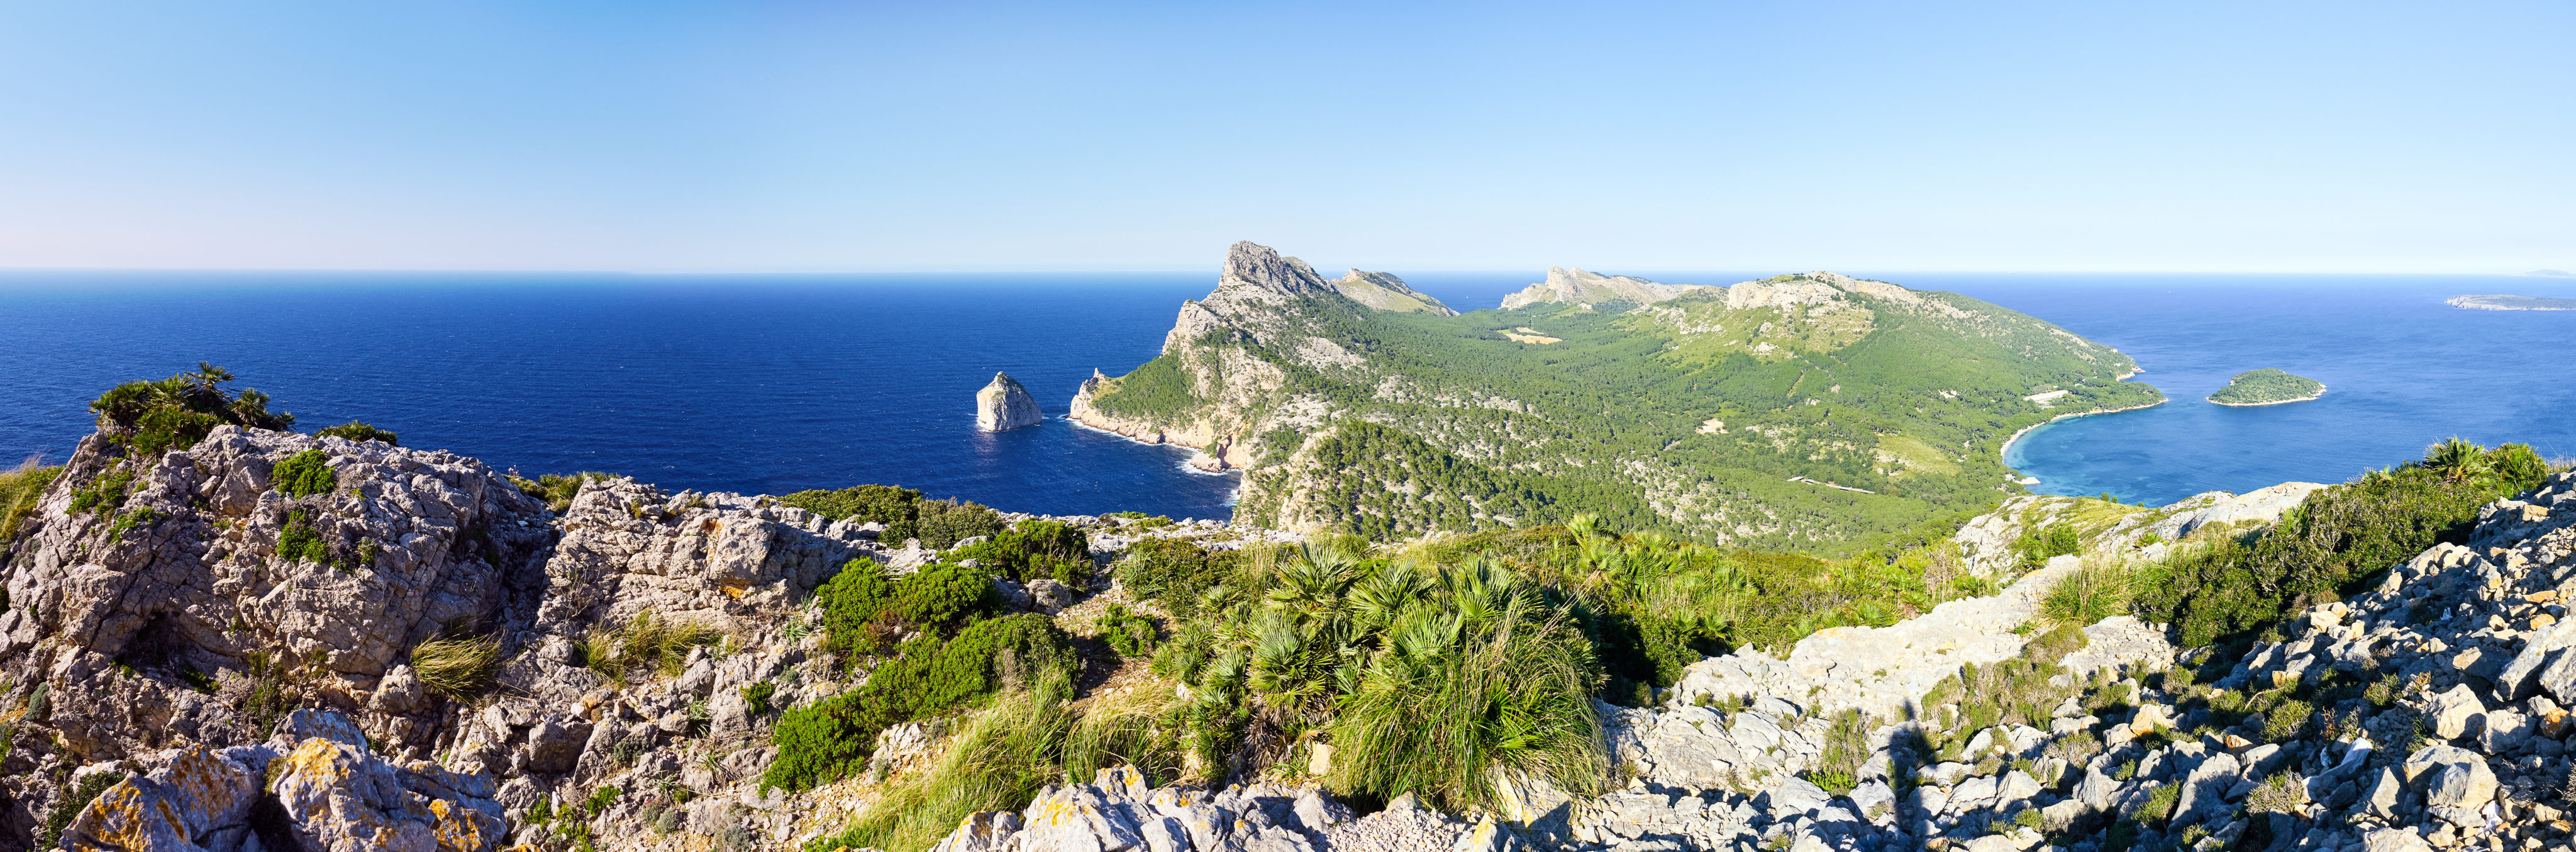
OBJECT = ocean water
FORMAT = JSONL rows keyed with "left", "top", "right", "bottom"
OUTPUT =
{"left": 1909, "top": 273, "right": 2576, "bottom": 507}
{"left": 0, "top": 272, "right": 1243, "bottom": 520}
{"left": 7, "top": 270, "right": 2573, "bottom": 520}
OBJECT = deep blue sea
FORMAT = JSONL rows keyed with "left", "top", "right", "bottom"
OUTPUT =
{"left": 6, "top": 270, "right": 2574, "bottom": 518}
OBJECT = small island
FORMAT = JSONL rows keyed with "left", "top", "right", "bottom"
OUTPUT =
{"left": 2207, "top": 368, "right": 2326, "bottom": 406}
{"left": 2448, "top": 293, "right": 2576, "bottom": 310}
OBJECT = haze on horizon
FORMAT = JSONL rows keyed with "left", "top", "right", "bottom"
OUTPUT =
{"left": 1, "top": 1, "right": 2568, "bottom": 275}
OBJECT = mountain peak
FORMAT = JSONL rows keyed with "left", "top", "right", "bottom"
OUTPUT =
{"left": 1223, "top": 241, "right": 1333, "bottom": 296}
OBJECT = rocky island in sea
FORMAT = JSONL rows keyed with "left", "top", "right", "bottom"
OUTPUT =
{"left": 2446, "top": 294, "right": 2576, "bottom": 311}
{"left": 2207, "top": 367, "right": 2327, "bottom": 406}
{"left": 975, "top": 371, "right": 1043, "bottom": 432}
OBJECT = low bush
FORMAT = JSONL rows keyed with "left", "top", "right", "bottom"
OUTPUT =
{"left": 69, "top": 464, "right": 136, "bottom": 516}
{"left": 951, "top": 520, "right": 1091, "bottom": 585}
{"left": 87, "top": 362, "right": 294, "bottom": 456}
{"left": 276, "top": 511, "right": 330, "bottom": 563}
{"left": 272, "top": 450, "right": 337, "bottom": 498}
{"left": 1804, "top": 709, "right": 1870, "bottom": 795}
{"left": 2134, "top": 441, "right": 2551, "bottom": 648}
{"left": 314, "top": 420, "right": 398, "bottom": 446}
{"left": 1096, "top": 603, "right": 1157, "bottom": 659}
{"left": 815, "top": 561, "right": 997, "bottom": 658}
{"left": 741, "top": 679, "right": 775, "bottom": 717}
{"left": 2014, "top": 522, "right": 2080, "bottom": 570}
{"left": 1118, "top": 538, "right": 1243, "bottom": 617}
{"left": 777, "top": 485, "right": 1005, "bottom": 549}
{"left": 765, "top": 614, "right": 1075, "bottom": 793}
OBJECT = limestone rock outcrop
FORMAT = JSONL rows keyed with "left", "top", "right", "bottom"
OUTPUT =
{"left": 58, "top": 709, "right": 504, "bottom": 852}
{"left": 1500, "top": 267, "right": 1713, "bottom": 310}
{"left": 977, "top": 371, "right": 1043, "bottom": 432}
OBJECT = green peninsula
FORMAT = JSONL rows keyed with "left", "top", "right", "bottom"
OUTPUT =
{"left": 1072, "top": 241, "right": 2162, "bottom": 550}
{"left": 2207, "top": 367, "right": 2325, "bottom": 406}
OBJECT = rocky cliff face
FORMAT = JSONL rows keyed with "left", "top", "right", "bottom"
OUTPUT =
{"left": 1499, "top": 267, "right": 1714, "bottom": 310}
{"left": 0, "top": 425, "right": 917, "bottom": 851}
{"left": 976, "top": 371, "right": 1043, "bottom": 432}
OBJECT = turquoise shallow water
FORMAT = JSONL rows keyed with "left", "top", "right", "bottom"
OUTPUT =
{"left": 6, "top": 270, "right": 2570, "bottom": 519}
{"left": 1913, "top": 274, "right": 2576, "bottom": 506}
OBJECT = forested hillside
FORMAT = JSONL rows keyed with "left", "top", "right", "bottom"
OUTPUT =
{"left": 1077, "top": 243, "right": 2162, "bottom": 551}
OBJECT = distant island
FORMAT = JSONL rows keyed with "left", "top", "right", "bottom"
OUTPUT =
{"left": 2448, "top": 293, "right": 2576, "bottom": 310}
{"left": 2207, "top": 367, "right": 2325, "bottom": 406}
{"left": 2519, "top": 269, "right": 2575, "bottom": 278}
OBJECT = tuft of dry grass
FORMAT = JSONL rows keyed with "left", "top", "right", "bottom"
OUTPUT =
{"left": 411, "top": 633, "right": 503, "bottom": 700}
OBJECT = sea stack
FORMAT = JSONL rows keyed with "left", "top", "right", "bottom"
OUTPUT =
{"left": 975, "top": 371, "right": 1042, "bottom": 431}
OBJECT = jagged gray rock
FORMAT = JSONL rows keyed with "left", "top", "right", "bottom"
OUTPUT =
{"left": 977, "top": 371, "right": 1044, "bottom": 432}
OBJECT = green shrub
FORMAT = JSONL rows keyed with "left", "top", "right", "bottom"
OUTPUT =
{"left": 584, "top": 785, "right": 621, "bottom": 817}
{"left": 1804, "top": 709, "right": 1870, "bottom": 795}
{"left": 764, "top": 691, "right": 901, "bottom": 793}
{"left": 779, "top": 485, "right": 1004, "bottom": 549}
{"left": 87, "top": 362, "right": 293, "bottom": 456}
{"left": 1319, "top": 558, "right": 1609, "bottom": 814}
{"left": 764, "top": 614, "right": 1075, "bottom": 793}
{"left": 895, "top": 563, "right": 998, "bottom": 629}
{"left": 951, "top": 520, "right": 1091, "bottom": 585}
{"left": 106, "top": 507, "right": 165, "bottom": 541}
{"left": 277, "top": 511, "right": 329, "bottom": 563}
{"left": 741, "top": 679, "right": 775, "bottom": 717}
{"left": 816, "top": 561, "right": 996, "bottom": 657}
{"left": 2014, "top": 523, "right": 2081, "bottom": 569}
{"left": 913, "top": 499, "right": 1005, "bottom": 550}
{"left": 1118, "top": 538, "right": 1243, "bottom": 616}
{"left": 69, "top": 464, "right": 136, "bottom": 516}
{"left": 272, "top": 450, "right": 337, "bottom": 498}
{"left": 411, "top": 633, "right": 503, "bottom": 700}
{"left": 2133, "top": 782, "right": 2180, "bottom": 826}
{"left": 2135, "top": 444, "right": 2544, "bottom": 648}
{"left": 1096, "top": 603, "right": 1157, "bottom": 659}
{"left": 314, "top": 420, "right": 398, "bottom": 446}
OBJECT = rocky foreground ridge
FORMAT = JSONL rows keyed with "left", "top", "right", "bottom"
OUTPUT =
{"left": 8, "top": 420, "right": 2575, "bottom": 852}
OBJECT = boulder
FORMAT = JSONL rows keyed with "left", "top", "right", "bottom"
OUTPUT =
{"left": 58, "top": 746, "right": 262, "bottom": 852}
{"left": 2428, "top": 684, "right": 2485, "bottom": 740}
{"left": 2402, "top": 745, "right": 2496, "bottom": 809}
{"left": 975, "top": 371, "right": 1043, "bottom": 432}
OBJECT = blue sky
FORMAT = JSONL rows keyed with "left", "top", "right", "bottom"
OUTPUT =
{"left": 0, "top": 1, "right": 2567, "bottom": 272}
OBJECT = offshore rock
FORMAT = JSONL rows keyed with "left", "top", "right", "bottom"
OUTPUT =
{"left": 976, "top": 371, "right": 1043, "bottom": 432}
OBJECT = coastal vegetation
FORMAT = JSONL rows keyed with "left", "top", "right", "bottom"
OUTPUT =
{"left": 2205, "top": 368, "right": 2324, "bottom": 406}
{"left": 314, "top": 420, "right": 398, "bottom": 445}
{"left": 777, "top": 484, "right": 1006, "bottom": 549}
{"left": 87, "top": 362, "right": 294, "bottom": 456}
{"left": 2134, "top": 439, "right": 2550, "bottom": 648}
{"left": 1083, "top": 252, "right": 2164, "bottom": 552}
